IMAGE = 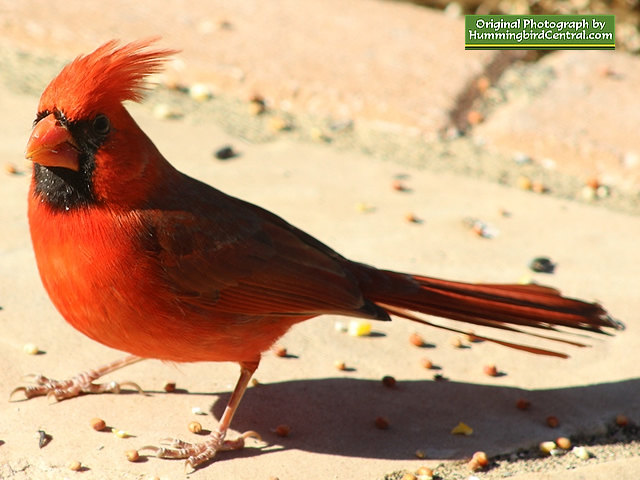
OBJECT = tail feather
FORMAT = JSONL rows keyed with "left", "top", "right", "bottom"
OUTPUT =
{"left": 366, "top": 270, "right": 622, "bottom": 357}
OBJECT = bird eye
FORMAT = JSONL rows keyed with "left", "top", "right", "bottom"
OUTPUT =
{"left": 92, "top": 114, "right": 111, "bottom": 135}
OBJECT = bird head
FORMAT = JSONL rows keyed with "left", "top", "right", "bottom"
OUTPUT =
{"left": 26, "top": 39, "right": 177, "bottom": 210}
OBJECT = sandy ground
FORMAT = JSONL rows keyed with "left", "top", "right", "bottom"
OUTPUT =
{"left": 1, "top": 1, "right": 639, "bottom": 479}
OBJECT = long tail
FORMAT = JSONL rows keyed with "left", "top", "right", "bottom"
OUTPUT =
{"left": 362, "top": 269, "right": 623, "bottom": 358}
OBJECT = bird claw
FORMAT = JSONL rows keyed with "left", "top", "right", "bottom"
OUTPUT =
{"left": 140, "top": 430, "right": 261, "bottom": 469}
{"left": 10, "top": 373, "right": 144, "bottom": 402}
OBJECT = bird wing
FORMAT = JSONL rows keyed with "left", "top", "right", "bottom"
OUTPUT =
{"left": 145, "top": 181, "right": 385, "bottom": 320}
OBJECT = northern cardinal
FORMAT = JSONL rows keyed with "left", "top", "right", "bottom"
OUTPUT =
{"left": 16, "top": 39, "right": 621, "bottom": 469}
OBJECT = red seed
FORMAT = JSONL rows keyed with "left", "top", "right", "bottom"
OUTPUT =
{"left": 516, "top": 398, "right": 531, "bottom": 410}
{"left": 382, "top": 375, "right": 396, "bottom": 388}
{"left": 374, "top": 416, "right": 389, "bottom": 430}
{"left": 420, "top": 357, "right": 433, "bottom": 369}
{"left": 472, "top": 451, "right": 489, "bottom": 467}
{"left": 409, "top": 332, "right": 424, "bottom": 347}
{"left": 483, "top": 364, "right": 499, "bottom": 377}
{"left": 273, "top": 345, "right": 287, "bottom": 357}
{"left": 273, "top": 424, "right": 290, "bottom": 437}
{"left": 615, "top": 414, "right": 629, "bottom": 427}
{"left": 163, "top": 382, "right": 176, "bottom": 392}
{"left": 546, "top": 416, "right": 560, "bottom": 428}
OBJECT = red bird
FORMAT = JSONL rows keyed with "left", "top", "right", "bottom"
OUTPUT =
{"left": 16, "top": 40, "right": 621, "bottom": 468}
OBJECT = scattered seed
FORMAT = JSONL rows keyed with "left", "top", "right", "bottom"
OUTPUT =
{"left": 416, "top": 466, "right": 433, "bottom": 479}
{"left": 516, "top": 175, "right": 532, "bottom": 190}
{"left": 5, "top": 163, "right": 18, "bottom": 174}
{"left": 539, "top": 441, "right": 557, "bottom": 455}
{"left": 450, "top": 336, "right": 463, "bottom": 348}
{"left": 409, "top": 332, "right": 425, "bottom": 347}
{"left": 513, "top": 152, "right": 532, "bottom": 165}
{"left": 163, "top": 382, "right": 176, "bottom": 393}
{"left": 334, "top": 360, "right": 346, "bottom": 371}
{"left": 472, "top": 451, "right": 489, "bottom": 467}
{"left": 615, "top": 414, "right": 629, "bottom": 427}
{"left": 125, "top": 449, "right": 140, "bottom": 462}
{"left": 382, "top": 375, "right": 396, "bottom": 388}
{"left": 248, "top": 94, "right": 266, "bottom": 115}
{"left": 348, "top": 320, "right": 372, "bottom": 337}
{"left": 420, "top": 358, "right": 433, "bottom": 369}
{"left": 268, "top": 116, "right": 289, "bottom": 132}
{"left": 467, "top": 458, "right": 482, "bottom": 471}
{"left": 483, "top": 364, "right": 499, "bottom": 377}
{"left": 531, "top": 181, "right": 547, "bottom": 194}
{"left": 90, "top": 417, "right": 106, "bottom": 431}
{"left": 405, "top": 212, "right": 420, "bottom": 223}
{"left": 466, "top": 332, "right": 482, "bottom": 343}
{"left": 401, "top": 473, "right": 417, "bottom": 480}
{"left": 529, "top": 257, "right": 555, "bottom": 274}
{"left": 251, "top": 378, "right": 260, "bottom": 387}
{"left": 556, "top": 437, "right": 572, "bottom": 450}
{"left": 581, "top": 185, "right": 597, "bottom": 201}
{"left": 392, "top": 179, "right": 408, "bottom": 192}
{"left": 152, "top": 103, "right": 182, "bottom": 120}
{"left": 273, "top": 424, "right": 290, "bottom": 437}
{"left": 546, "top": 416, "right": 560, "bottom": 428}
{"left": 191, "top": 406, "right": 206, "bottom": 415}
{"left": 112, "top": 428, "right": 132, "bottom": 438}
{"left": 188, "top": 421, "right": 203, "bottom": 434}
{"left": 68, "top": 460, "right": 82, "bottom": 471}
{"left": 573, "top": 446, "right": 592, "bottom": 460}
{"left": 355, "top": 202, "right": 375, "bottom": 213}
{"left": 415, "top": 449, "right": 426, "bottom": 459}
{"left": 451, "top": 422, "right": 473, "bottom": 435}
{"left": 214, "top": 145, "right": 237, "bottom": 160}
{"left": 374, "top": 416, "right": 389, "bottom": 430}
{"left": 585, "top": 177, "right": 600, "bottom": 190}
{"left": 596, "top": 185, "right": 610, "bottom": 199}
{"left": 334, "top": 321, "right": 347, "bottom": 332}
{"left": 467, "top": 110, "right": 484, "bottom": 125}
{"left": 273, "top": 345, "right": 288, "bottom": 357}
{"left": 516, "top": 398, "right": 531, "bottom": 410}
{"left": 476, "top": 76, "right": 490, "bottom": 93}
{"left": 433, "top": 373, "right": 446, "bottom": 381}
{"left": 189, "top": 83, "right": 212, "bottom": 101}
{"left": 550, "top": 448, "right": 566, "bottom": 456}
{"left": 23, "top": 343, "right": 40, "bottom": 355}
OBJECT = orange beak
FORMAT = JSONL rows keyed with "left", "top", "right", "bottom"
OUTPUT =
{"left": 25, "top": 114, "right": 80, "bottom": 171}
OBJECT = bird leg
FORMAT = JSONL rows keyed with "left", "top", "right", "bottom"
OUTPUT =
{"left": 141, "top": 360, "right": 260, "bottom": 469}
{"left": 10, "top": 354, "right": 145, "bottom": 402}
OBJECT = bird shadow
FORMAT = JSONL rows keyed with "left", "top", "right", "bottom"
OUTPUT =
{"left": 187, "top": 376, "right": 640, "bottom": 462}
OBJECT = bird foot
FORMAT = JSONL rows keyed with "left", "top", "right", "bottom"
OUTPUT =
{"left": 10, "top": 372, "right": 144, "bottom": 402}
{"left": 141, "top": 430, "right": 261, "bottom": 469}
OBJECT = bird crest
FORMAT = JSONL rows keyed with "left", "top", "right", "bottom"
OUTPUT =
{"left": 38, "top": 39, "right": 176, "bottom": 119}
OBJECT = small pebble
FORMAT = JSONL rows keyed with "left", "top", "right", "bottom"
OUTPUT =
{"left": 451, "top": 421, "right": 473, "bottom": 435}
{"left": 409, "top": 332, "right": 425, "bottom": 347}
{"left": 68, "top": 460, "right": 82, "bottom": 471}
{"left": 188, "top": 421, "right": 203, "bottom": 434}
{"left": 546, "top": 415, "right": 560, "bottom": 428}
{"left": 23, "top": 343, "right": 40, "bottom": 355}
{"left": 38, "top": 429, "right": 51, "bottom": 448}
{"left": 529, "top": 257, "right": 555, "bottom": 274}
{"left": 381, "top": 375, "right": 396, "bottom": 388}
{"left": 163, "top": 382, "right": 176, "bottom": 393}
{"left": 90, "top": 417, "right": 106, "bottom": 431}
{"left": 348, "top": 320, "right": 371, "bottom": 337}
{"left": 374, "top": 416, "right": 390, "bottom": 430}
{"left": 214, "top": 145, "right": 237, "bottom": 160}
{"left": 125, "top": 449, "right": 140, "bottom": 462}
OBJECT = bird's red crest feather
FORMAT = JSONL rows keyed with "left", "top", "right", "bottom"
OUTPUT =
{"left": 38, "top": 39, "right": 176, "bottom": 119}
